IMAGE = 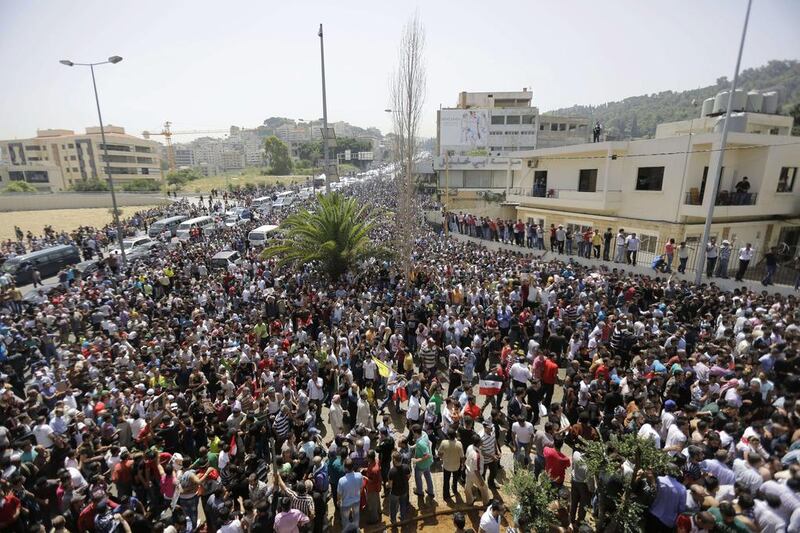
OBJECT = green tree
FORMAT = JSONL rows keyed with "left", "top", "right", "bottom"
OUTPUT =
{"left": 166, "top": 168, "right": 201, "bottom": 189}
{"left": 581, "top": 433, "right": 677, "bottom": 533}
{"left": 3, "top": 181, "right": 38, "bottom": 193}
{"left": 262, "top": 192, "right": 384, "bottom": 281}
{"left": 263, "top": 135, "right": 293, "bottom": 175}
{"left": 788, "top": 102, "right": 800, "bottom": 136}
{"left": 505, "top": 471, "right": 559, "bottom": 532}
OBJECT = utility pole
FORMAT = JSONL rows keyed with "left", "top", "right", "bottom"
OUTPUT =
{"left": 318, "top": 24, "right": 331, "bottom": 194}
{"left": 694, "top": 0, "right": 752, "bottom": 285}
{"left": 444, "top": 151, "right": 450, "bottom": 237}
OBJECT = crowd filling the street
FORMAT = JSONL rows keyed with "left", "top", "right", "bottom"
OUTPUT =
{"left": 0, "top": 173, "right": 798, "bottom": 533}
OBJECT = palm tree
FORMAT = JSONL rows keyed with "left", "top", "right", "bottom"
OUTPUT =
{"left": 262, "top": 192, "right": 383, "bottom": 281}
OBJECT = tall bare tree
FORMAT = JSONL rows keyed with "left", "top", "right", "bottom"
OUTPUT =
{"left": 390, "top": 12, "right": 426, "bottom": 283}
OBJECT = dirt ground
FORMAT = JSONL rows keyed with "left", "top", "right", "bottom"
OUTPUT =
{"left": 0, "top": 206, "right": 160, "bottom": 241}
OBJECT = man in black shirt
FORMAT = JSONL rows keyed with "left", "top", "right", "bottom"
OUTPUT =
{"left": 387, "top": 451, "right": 411, "bottom": 524}
{"left": 603, "top": 228, "right": 613, "bottom": 261}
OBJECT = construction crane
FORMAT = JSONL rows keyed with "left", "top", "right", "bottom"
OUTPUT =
{"left": 142, "top": 122, "right": 229, "bottom": 171}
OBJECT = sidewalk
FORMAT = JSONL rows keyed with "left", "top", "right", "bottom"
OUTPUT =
{"left": 443, "top": 228, "right": 799, "bottom": 296}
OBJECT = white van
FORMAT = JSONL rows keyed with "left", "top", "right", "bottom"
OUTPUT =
{"left": 272, "top": 191, "right": 295, "bottom": 208}
{"left": 297, "top": 188, "right": 313, "bottom": 201}
{"left": 176, "top": 216, "right": 216, "bottom": 240}
{"left": 248, "top": 224, "right": 279, "bottom": 247}
{"left": 251, "top": 196, "right": 272, "bottom": 208}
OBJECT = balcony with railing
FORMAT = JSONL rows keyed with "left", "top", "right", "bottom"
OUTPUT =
{"left": 679, "top": 187, "right": 772, "bottom": 219}
{"left": 683, "top": 190, "right": 758, "bottom": 206}
{"left": 506, "top": 187, "right": 622, "bottom": 212}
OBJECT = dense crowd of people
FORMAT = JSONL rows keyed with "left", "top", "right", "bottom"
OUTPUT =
{"left": 443, "top": 212, "right": 800, "bottom": 288}
{"left": 0, "top": 176, "right": 797, "bottom": 533}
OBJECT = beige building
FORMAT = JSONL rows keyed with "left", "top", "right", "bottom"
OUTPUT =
{"left": 0, "top": 126, "right": 163, "bottom": 191}
{"left": 494, "top": 111, "right": 800, "bottom": 258}
{"left": 432, "top": 89, "right": 590, "bottom": 194}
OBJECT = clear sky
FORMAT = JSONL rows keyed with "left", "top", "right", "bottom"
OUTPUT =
{"left": 1, "top": 0, "right": 798, "bottom": 140}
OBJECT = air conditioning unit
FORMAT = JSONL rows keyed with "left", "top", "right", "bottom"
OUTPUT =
{"left": 527, "top": 159, "right": 539, "bottom": 168}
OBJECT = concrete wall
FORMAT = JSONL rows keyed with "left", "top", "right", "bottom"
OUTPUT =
{"left": 0, "top": 192, "right": 169, "bottom": 212}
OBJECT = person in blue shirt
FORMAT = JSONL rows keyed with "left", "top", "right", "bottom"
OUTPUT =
{"left": 337, "top": 457, "right": 363, "bottom": 532}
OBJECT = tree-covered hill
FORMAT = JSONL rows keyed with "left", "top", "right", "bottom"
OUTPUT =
{"left": 544, "top": 60, "right": 800, "bottom": 139}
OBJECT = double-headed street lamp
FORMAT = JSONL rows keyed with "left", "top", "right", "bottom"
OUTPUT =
{"left": 60, "top": 56, "right": 127, "bottom": 265}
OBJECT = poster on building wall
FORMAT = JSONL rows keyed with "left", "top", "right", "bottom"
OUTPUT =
{"left": 440, "top": 109, "right": 489, "bottom": 151}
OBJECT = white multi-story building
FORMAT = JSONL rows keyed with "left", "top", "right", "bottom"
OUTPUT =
{"left": 0, "top": 126, "right": 162, "bottom": 191}
{"left": 490, "top": 111, "right": 800, "bottom": 258}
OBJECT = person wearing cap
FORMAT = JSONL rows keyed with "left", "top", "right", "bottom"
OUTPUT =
{"left": 715, "top": 240, "right": 732, "bottom": 278}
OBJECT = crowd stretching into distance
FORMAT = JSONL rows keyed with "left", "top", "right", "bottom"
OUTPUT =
{"left": 0, "top": 174, "right": 797, "bottom": 533}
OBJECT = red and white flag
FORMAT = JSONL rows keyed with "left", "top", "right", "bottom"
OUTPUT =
{"left": 479, "top": 374, "right": 503, "bottom": 396}
{"left": 230, "top": 434, "right": 238, "bottom": 456}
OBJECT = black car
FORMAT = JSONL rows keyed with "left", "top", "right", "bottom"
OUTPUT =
{"left": 1, "top": 245, "right": 81, "bottom": 285}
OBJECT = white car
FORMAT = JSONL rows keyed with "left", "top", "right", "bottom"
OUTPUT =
{"left": 224, "top": 215, "right": 248, "bottom": 228}
{"left": 109, "top": 236, "right": 153, "bottom": 256}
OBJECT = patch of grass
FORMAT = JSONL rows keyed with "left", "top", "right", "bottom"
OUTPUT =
{"left": 0, "top": 206, "right": 161, "bottom": 241}
{"left": 184, "top": 167, "right": 313, "bottom": 193}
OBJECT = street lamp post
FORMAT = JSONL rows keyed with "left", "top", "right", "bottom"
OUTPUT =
{"left": 60, "top": 56, "right": 127, "bottom": 266}
{"left": 693, "top": 0, "right": 752, "bottom": 285}
{"left": 318, "top": 24, "right": 331, "bottom": 194}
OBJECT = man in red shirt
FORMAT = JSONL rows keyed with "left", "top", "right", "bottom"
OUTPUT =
{"left": 363, "top": 450, "right": 383, "bottom": 524}
{"left": 543, "top": 439, "right": 571, "bottom": 487}
{"left": 541, "top": 353, "right": 560, "bottom": 408}
{"left": 0, "top": 484, "right": 21, "bottom": 531}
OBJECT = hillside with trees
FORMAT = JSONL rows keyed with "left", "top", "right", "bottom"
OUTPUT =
{"left": 544, "top": 60, "right": 800, "bottom": 139}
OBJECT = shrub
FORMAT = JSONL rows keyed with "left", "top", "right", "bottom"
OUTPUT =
{"left": 72, "top": 179, "right": 109, "bottom": 192}
{"left": 3, "top": 181, "right": 38, "bottom": 193}
{"left": 122, "top": 179, "right": 161, "bottom": 192}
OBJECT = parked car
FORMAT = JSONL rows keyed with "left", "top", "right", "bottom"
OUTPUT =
{"left": 1, "top": 245, "right": 81, "bottom": 285}
{"left": 210, "top": 250, "right": 241, "bottom": 270}
{"left": 109, "top": 236, "right": 153, "bottom": 257}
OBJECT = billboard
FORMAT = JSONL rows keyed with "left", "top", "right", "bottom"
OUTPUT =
{"left": 439, "top": 109, "right": 489, "bottom": 152}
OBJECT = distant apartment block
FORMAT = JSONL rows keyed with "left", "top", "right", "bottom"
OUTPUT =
{"left": 432, "top": 88, "right": 590, "bottom": 192}
{"left": 0, "top": 126, "right": 163, "bottom": 191}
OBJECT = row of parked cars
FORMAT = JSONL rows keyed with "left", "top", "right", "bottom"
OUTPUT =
{"left": 3, "top": 172, "right": 389, "bottom": 286}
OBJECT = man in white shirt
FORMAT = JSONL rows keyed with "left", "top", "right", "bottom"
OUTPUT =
{"left": 509, "top": 358, "right": 531, "bottom": 390}
{"left": 753, "top": 495, "right": 787, "bottom": 533}
{"left": 736, "top": 243, "right": 755, "bottom": 281}
{"left": 464, "top": 435, "right": 490, "bottom": 507}
{"left": 664, "top": 419, "right": 689, "bottom": 456}
{"left": 479, "top": 501, "right": 504, "bottom": 533}
{"left": 625, "top": 233, "right": 640, "bottom": 266}
{"left": 33, "top": 417, "right": 56, "bottom": 448}
{"left": 637, "top": 417, "right": 662, "bottom": 448}
{"left": 732, "top": 455, "right": 765, "bottom": 494}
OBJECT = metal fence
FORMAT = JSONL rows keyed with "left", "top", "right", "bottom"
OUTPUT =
{"left": 683, "top": 191, "right": 758, "bottom": 206}
{"left": 443, "top": 218, "right": 799, "bottom": 287}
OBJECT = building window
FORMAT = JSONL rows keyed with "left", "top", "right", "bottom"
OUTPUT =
{"left": 506, "top": 115, "right": 520, "bottom": 125}
{"left": 639, "top": 233, "right": 659, "bottom": 254}
{"left": 522, "top": 115, "right": 536, "bottom": 124}
{"left": 491, "top": 115, "right": 505, "bottom": 125}
{"left": 777, "top": 167, "right": 796, "bottom": 192}
{"left": 569, "top": 124, "right": 576, "bottom": 131}
{"left": 769, "top": 128, "right": 780, "bottom": 135}
{"left": 25, "top": 145, "right": 41, "bottom": 151}
{"left": 635, "top": 166, "right": 665, "bottom": 191}
{"left": 578, "top": 169, "right": 598, "bottom": 192}
{"left": 539, "top": 123, "right": 548, "bottom": 131}
{"left": 68, "top": 143, "right": 74, "bottom": 148}
{"left": 559, "top": 123, "right": 567, "bottom": 131}
{"left": 550, "top": 123, "right": 558, "bottom": 131}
